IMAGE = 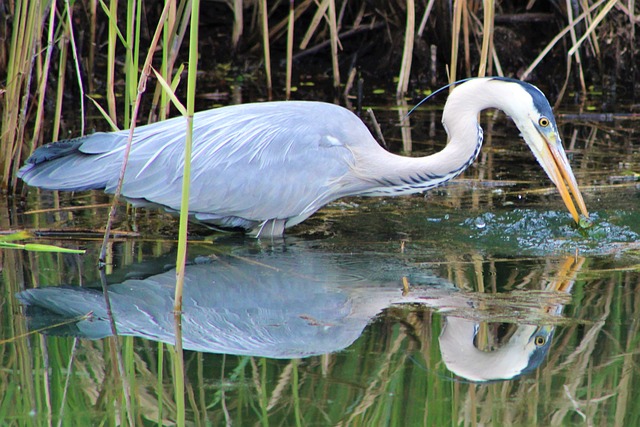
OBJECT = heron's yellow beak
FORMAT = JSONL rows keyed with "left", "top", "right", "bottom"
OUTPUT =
{"left": 531, "top": 130, "right": 589, "bottom": 224}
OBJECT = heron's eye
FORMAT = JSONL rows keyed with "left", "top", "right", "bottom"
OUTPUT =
{"left": 534, "top": 336, "right": 546, "bottom": 346}
{"left": 538, "top": 117, "right": 550, "bottom": 127}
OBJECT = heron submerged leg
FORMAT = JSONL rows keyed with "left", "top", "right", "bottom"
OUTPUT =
{"left": 251, "top": 218, "right": 286, "bottom": 238}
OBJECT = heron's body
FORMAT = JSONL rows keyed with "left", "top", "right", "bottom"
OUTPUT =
{"left": 18, "top": 77, "right": 588, "bottom": 237}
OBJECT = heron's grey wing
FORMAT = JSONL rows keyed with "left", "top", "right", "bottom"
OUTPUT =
{"left": 19, "top": 101, "right": 378, "bottom": 229}
{"left": 18, "top": 132, "right": 129, "bottom": 191}
{"left": 17, "top": 261, "right": 366, "bottom": 358}
{"left": 117, "top": 102, "right": 370, "bottom": 224}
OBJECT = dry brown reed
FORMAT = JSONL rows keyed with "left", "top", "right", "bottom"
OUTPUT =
{"left": 396, "top": 0, "right": 415, "bottom": 97}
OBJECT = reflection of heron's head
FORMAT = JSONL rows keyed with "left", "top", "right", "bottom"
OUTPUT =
{"left": 439, "top": 316, "right": 554, "bottom": 382}
{"left": 517, "top": 326, "right": 554, "bottom": 378}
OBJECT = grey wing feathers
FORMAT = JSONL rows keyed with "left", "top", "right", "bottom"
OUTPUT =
{"left": 19, "top": 101, "right": 369, "bottom": 227}
{"left": 24, "top": 138, "right": 86, "bottom": 164}
{"left": 18, "top": 133, "right": 128, "bottom": 191}
{"left": 119, "top": 102, "right": 359, "bottom": 223}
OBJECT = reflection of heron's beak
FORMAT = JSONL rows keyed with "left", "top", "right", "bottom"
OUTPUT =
{"left": 531, "top": 130, "right": 589, "bottom": 223}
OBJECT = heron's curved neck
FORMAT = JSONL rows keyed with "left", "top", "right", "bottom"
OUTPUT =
{"left": 354, "top": 79, "right": 519, "bottom": 197}
{"left": 439, "top": 317, "right": 538, "bottom": 381}
{"left": 360, "top": 104, "right": 484, "bottom": 196}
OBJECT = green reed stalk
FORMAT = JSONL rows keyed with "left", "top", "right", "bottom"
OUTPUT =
{"left": 149, "top": 0, "right": 185, "bottom": 122}
{"left": 98, "top": 265, "right": 135, "bottom": 426}
{"left": 292, "top": 359, "right": 302, "bottom": 427}
{"left": 123, "top": 337, "right": 138, "bottom": 421}
{"left": 56, "top": 338, "right": 78, "bottom": 423}
{"left": 99, "top": 1, "right": 171, "bottom": 263}
{"left": 172, "top": 0, "right": 200, "bottom": 423}
{"left": 52, "top": 18, "right": 69, "bottom": 143}
{"left": 159, "top": 1, "right": 176, "bottom": 122}
{"left": 174, "top": 0, "right": 199, "bottom": 314}
{"left": 64, "top": 0, "right": 85, "bottom": 135}
{"left": 28, "top": 2, "right": 56, "bottom": 165}
{"left": 1, "top": 0, "right": 41, "bottom": 189}
{"left": 157, "top": 342, "right": 164, "bottom": 426}
{"left": 88, "top": 0, "right": 97, "bottom": 92}
{"left": 38, "top": 335, "right": 53, "bottom": 425}
{"left": 196, "top": 353, "right": 207, "bottom": 425}
{"left": 124, "top": 0, "right": 142, "bottom": 128}
{"left": 105, "top": 0, "right": 118, "bottom": 123}
{"left": 4, "top": 250, "right": 37, "bottom": 422}
{"left": 259, "top": 358, "right": 269, "bottom": 427}
{"left": 172, "top": 313, "right": 185, "bottom": 426}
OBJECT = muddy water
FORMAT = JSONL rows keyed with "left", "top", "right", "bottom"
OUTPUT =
{"left": 1, "top": 103, "right": 640, "bottom": 426}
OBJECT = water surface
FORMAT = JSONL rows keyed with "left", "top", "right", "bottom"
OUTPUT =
{"left": 2, "top": 104, "right": 640, "bottom": 426}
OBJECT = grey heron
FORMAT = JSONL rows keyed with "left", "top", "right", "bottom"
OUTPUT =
{"left": 18, "top": 77, "right": 589, "bottom": 237}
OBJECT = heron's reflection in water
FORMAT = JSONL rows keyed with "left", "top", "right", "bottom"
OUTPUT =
{"left": 17, "top": 244, "right": 581, "bottom": 382}
{"left": 438, "top": 257, "right": 580, "bottom": 382}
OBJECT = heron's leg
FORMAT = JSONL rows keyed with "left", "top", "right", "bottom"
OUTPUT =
{"left": 251, "top": 218, "right": 286, "bottom": 238}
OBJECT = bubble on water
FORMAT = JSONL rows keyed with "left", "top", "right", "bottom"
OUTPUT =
{"left": 474, "top": 217, "right": 486, "bottom": 229}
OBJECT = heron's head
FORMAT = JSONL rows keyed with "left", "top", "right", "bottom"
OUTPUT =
{"left": 439, "top": 317, "right": 555, "bottom": 382}
{"left": 487, "top": 77, "right": 589, "bottom": 224}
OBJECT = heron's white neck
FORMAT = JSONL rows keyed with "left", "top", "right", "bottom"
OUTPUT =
{"left": 354, "top": 78, "right": 523, "bottom": 197}
{"left": 439, "top": 317, "right": 541, "bottom": 382}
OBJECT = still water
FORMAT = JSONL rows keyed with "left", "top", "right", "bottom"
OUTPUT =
{"left": 1, "top": 103, "right": 640, "bottom": 426}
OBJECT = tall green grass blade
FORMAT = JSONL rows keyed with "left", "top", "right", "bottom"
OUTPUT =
{"left": 28, "top": 2, "right": 57, "bottom": 162}
{"left": 0, "top": 231, "right": 32, "bottom": 242}
{"left": 98, "top": 1, "right": 172, "bottom": 263}
{"left": 172, "top": 0, "right": 200, "bottom": 425}
{"left": 292, "top": 359, "right": 302, "bottom": 427}
{"left": 87, "top": 96, "right": 121, "bottom": 131}
{"left": 0, "top": 241, "right": 85, "bottom": 254}
{"left": 152, "top": 68, "right": 187, "bottom": 116}
{"left": 64, "top": 0, "right": 86, "bottom": 136}
{"left": 1, "top": 0, "right": 42, "bottom": 188}
{"left": 98, "top": 0, "right": 128, "bottom": 45}
{"left": 104, "top": 0, "right": 120, "bottom": 123}
{"left": 157, "top": 342, "right": 164, "bottom": 426}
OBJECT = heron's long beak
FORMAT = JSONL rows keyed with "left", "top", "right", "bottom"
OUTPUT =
{"left": 529, "top": 130, "right": 589, "bottom": 223}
